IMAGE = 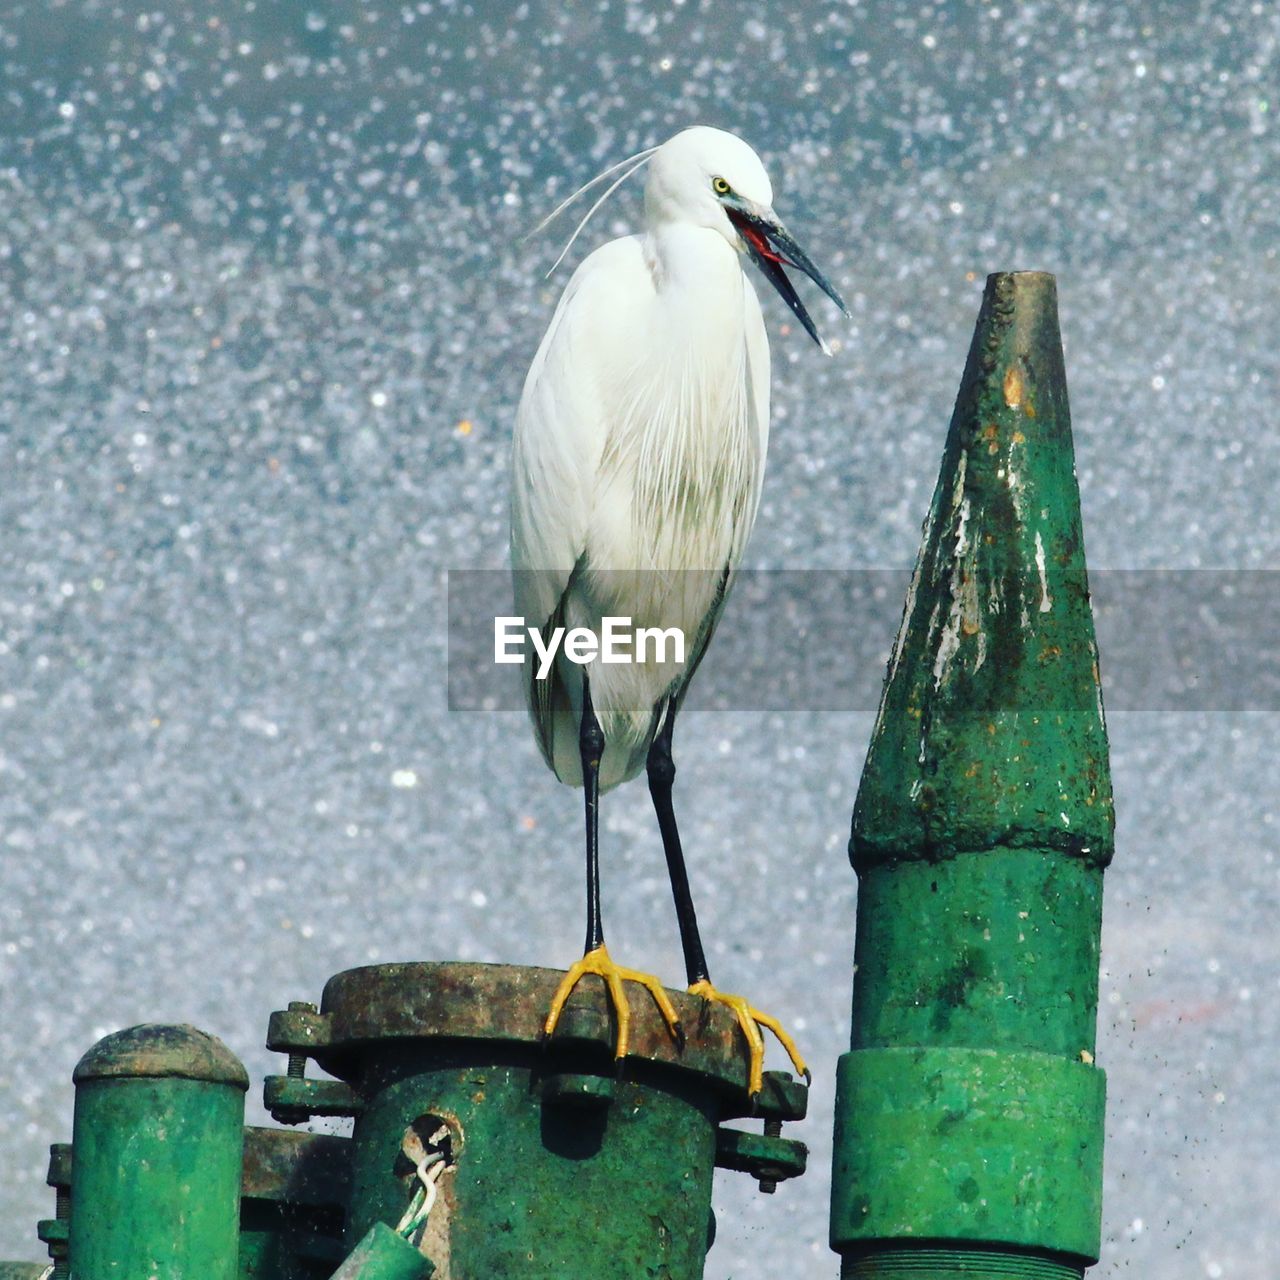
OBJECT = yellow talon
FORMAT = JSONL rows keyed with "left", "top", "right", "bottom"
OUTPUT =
{"left": 687, "top": 979, "right": 808, "bottom": 1096}
{"left": 544, "top": 944, "right": 682, "bottom": 1060}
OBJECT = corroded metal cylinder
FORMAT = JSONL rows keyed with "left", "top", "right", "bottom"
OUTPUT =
{"left": 69, "top": 1024, "right": 248, "bottom": 1280}
{"left": 265, "top": 962, "right": 808, "bottom": 1280}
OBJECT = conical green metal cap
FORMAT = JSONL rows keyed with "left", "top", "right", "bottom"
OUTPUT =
{"left": 852, "top": 272, "right": 1113, "bottom": 870}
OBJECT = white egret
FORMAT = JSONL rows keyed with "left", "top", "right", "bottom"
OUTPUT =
{"left": 510, "top": 125, "right": 847, "bottom": 1093}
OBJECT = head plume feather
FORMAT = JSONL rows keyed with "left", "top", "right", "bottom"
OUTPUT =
{"left": 526, "top": 144, "right": 658, "bottom": 276}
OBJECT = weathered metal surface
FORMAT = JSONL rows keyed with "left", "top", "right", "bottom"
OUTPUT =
{"left": 714, "top": 1125, "right": 808, "bottom": 1184}
{"left": 270, "top": 961, "right": 807, "bottom": 1279}
{"left": 240, "top": 1128, "right": 351, "bottom": 1280}
{"left": 35, "top": 1220, "right": 67, "bottom": 1251}
{"left": 49, "top": 1126, "right": 350, "bottom": 1280}
{"left": 267, "top": 1006, "right": 332, "bottom": 1055}
{"left": 288, "top": 964, "right": 809, "bottom": 1129}
{"left": 329, "top": 1224, "right": 434, "bottom": 1280}
{"left": 832, "top": 274, "right": 1109, "bottom": 1279}
{"left": 264, "top": 1075, "right": 363, "bottom": 1123}
{"left": 842, "top": 1248, "right": 1083, "bottom": 1279}
{"left": 851, "top": 271, "right": 1114, "bottom": 871}
{"left": 40, "top": 1143, "right": 70, "bottom": 1278}
{"left": 538, "top": 1070, "right": 617, "bottom": 1107}
{"left": 312, "top": 961, "right": 776, "bottom": 1105}
{"left": 346, "top": 1055, "right": 716, "bottom": 1280}
{"left": 833, "top": 1048, "right": 1103, "bottom": 1255}
{"left": 73, "top": 1022, "right": 250, "bottom": 1088}
{"left": 46, "top": 1144, "right": 71, "bottom": 1193}
{"left": 748, "top": 1069, "right": 809, "bottom": 1122}
{"left": 851, "top": 849, "right": 1102, "bottom": 1059}
{"left": 238, "top": 1215, "right": 345, "bottom": 1280}
{"left": 68, "top": 1024, "right": 246, "bottom": 1280}
{"left": 34, "top": 1212, "right": 66, "bottom": 1276}
{"left": 241, "top": 1127, "right": 351, "bottom": 1205}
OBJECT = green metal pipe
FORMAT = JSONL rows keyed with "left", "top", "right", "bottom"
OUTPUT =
{"left": 264, "top": 962, "right": 808, "bottom": 1280}
{"left": 831, "top": 273, "right": 1114, "bottom": 1279}
{"left": 43, "top": 1125, "right": 349, "bottom": 1280}
{"left": 68, "top": 1023, "right": 248, "bottom": 1280}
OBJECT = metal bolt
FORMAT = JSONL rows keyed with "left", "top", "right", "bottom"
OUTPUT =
{"left": 287, "top": 1001, "right": 316, "bottom": 1079}
{"left": 757, "top": 1118, "right": 784, "bottom": 1194}
{"left": 45, "top": 1141, "right": 72, "bottom": 1278}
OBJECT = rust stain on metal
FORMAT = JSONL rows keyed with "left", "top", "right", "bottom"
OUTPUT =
{"left": 73, "top": 1024, "right": 249, "bottom": 1089}
{"left": 315, "top": 962, "right": 757, "bottom": 1096}
{"left": 1003, "top": 364, "right": 1024, "bottom": 409}
{"left": 240, "top": 1126, "right": 351, "bottom": 1206}
{"left": 418, "top": 1168, "right": 455, "bottom": 1279}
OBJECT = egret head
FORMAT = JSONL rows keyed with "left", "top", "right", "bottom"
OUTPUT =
{"left": 644, "top": 126, "right": 774, "bottom": 234}
{"left": 646, "top": 126, "right": 850, "bottom": 353}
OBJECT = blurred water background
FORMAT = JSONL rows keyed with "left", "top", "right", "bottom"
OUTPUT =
{"left": 2, "top": 2, "right": 1278, "bottom": 1275}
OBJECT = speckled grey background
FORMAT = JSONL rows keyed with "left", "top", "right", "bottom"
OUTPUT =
{"left": 1, "top": 2, "right": 1276, "bottom": 1276}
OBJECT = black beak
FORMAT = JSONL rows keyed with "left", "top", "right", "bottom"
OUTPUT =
{"left": 725, "top": 200, "right": 850, "bottom": 353}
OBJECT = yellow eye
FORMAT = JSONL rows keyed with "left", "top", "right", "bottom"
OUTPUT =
{"left": 712, "top": 176, "right": 731, "bottom": 196}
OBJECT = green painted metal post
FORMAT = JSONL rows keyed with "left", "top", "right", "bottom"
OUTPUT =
{"left": 831, "top": 272, "right": 1114, "bottom": 1279}
{"left": 40, "top": 1126, "right": 349, "bottom": 1280}
{"left": 68, "top": 1023, "right": 248, "bottom": 1280}
{"left": 264, "top": 962, "right": 808, "bottom": 1280}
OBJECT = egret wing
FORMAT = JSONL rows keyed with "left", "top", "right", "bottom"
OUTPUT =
{"left": 673, "top": 282, "right": 771, "bottom": 712}
{"left": 510, "top": 237, "right": 651, "bottom": 769}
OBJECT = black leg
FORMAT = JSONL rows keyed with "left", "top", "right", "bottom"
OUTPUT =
{"left": 543, "top": 677, "right": 685, "bottom": 1058}
{"left": 580, "top": 675, "right": 606, "bottom": 954}
{"left": 647, "top": 699, "right": 710, "bottom": 985}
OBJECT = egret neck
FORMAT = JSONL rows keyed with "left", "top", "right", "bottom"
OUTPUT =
{"left": 634, "top": 222, "right": 759, "bottom": 572}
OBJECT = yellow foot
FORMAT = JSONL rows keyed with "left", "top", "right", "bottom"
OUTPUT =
{"left": 544, "top": 944, "right": 683, "bottom": 1061}
{"left": 687, "top": 979, "right": 809, "bottom": 1096}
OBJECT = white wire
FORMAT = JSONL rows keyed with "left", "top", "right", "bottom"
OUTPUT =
{"left": 394, "top": 1183, "right": 426, "bottom": 1237}
{"left": 395, "top": 1138, "right": 450, "bottom": 1240}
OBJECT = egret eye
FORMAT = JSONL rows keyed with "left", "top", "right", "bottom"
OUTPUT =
{"left": 712, "top": 176, "right": 731, "bottom": 196}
